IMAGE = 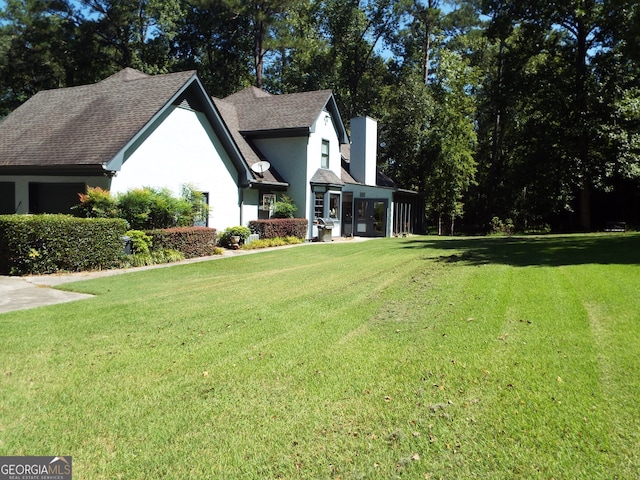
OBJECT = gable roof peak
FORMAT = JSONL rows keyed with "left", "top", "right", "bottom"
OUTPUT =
{"left": 99, "top": 67, "right": 150, "bottom": 84}
{"left": 223, "top": 86, "right": 272, "bottom": 103}
{"left": 218, "top": 87, "right": 340, "bottom": 136}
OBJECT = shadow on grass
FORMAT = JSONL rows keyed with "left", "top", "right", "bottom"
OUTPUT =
{"left": 402, "top": 233, "right": 640, "bottom": 267}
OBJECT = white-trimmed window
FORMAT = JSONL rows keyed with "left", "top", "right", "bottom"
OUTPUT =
{"left": 193, "top": 191, "right": 209, "bottom": 227}
{"left": 260, "top": 193, "right": 275, "bottom": 213}
{"left": 329, "top": 193, "right": 340, "bottom": 220}
{"left": 321, "top": 139, "right": 330, "bottom": 168}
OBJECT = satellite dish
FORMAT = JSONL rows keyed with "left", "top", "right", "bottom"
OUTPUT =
{"left": 251, "top": 161, "right": 271, "bottom": 177}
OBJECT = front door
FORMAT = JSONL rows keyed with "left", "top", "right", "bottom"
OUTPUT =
{"left": 354, "top": 199, "right": 387, "bottom": 237}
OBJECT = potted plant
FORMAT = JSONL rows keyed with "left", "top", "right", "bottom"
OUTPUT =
{"left": 220, "top": 226, "right": 251, "bottom": 249}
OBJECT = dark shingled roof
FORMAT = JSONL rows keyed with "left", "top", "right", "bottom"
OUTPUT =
{"left": 310, "top": 168, "right": 344, "bottom": 187}
{"left": 0, "top": 68, "right": 196, "bottom": 168}
{"left": 222, "top": 87, "right": 334, "bottom": 134}
{"left": 212, "top": 97, "right": 287, "bottom": 186}
{"left": 213, "top": 86, "right": 341, "bottom": 186}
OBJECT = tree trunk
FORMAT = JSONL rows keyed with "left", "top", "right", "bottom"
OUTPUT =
{"left": 423, "top": 14, "right": 431, "bottom": 85}
{"left": 575, "top": 16, "right": 591, "bottom": 230}
{"left": 417, "top": 0, "right": 439, "bottom": 85}
{"left": 580, "top": 178, "right": 591, "bottom": 231}
{"left": 487, "top": 38, "right": 505, "bottom": 218}
{"left": 253, "top": 17, "right": 265, "bottom": 88}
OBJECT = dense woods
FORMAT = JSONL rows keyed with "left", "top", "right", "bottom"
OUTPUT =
{"left": 1, "top": 0, "right": 639, "bottom": 232}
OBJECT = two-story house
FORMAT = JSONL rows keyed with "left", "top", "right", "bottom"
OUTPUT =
{"left": 0, "top": 68, "right": 425, "bottom": 238}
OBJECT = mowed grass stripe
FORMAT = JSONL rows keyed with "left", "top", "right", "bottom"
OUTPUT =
{"left": 562, "top": 263, "right": 640, "bottom": 478}
{"left": 464, "top": 265, "right": 610, "bottom": 478}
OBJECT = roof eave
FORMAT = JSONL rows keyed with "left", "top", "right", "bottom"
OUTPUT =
{"left": 0, "top": 164, "right": 109, "bottom": 176}
{"left": 249, "top": 180, "right": 289, "bottom": 190}
{"left": 310, "top": 181, "right": 344, "bottom": 190}
{"left": 242, "top": 127, "right": 310, "bottom": 139}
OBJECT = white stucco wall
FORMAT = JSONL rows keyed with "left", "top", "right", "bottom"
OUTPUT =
{"left": 350, "top": 116, "right": 378, "bottom": 186}
{"left": 309, "top": 111, "right": 343, "bottom": 182}
{"left": 109, "top": 106, "right": 241, "bottom": 232}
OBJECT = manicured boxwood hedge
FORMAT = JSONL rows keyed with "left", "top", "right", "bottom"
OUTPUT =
{"left": 145, "top": 227, "right": 217, "bottom": 258}
{"left": 248, "top": 219, "right": 308, "bottom": 239}
{"left": 0, "top": 214, "right": 129, "bottom": 275}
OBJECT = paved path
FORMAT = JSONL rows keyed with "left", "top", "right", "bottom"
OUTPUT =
{"left": 0, "top": 237, "right": 375, "bottom": 314}
{"left": 0, "top": 276, "right": 94, "bottom": 314}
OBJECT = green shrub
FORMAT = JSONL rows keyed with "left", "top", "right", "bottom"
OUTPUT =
{"left": 126, "top": 230, "right": 153, "bottom": 255}
{"left": 271, "top": 194, "right": 297, "bottom": 219}
{"left": 241, "top": 236, "right": 303, "bottom": 250}
{"left": 219, "top": 226, "right": 251, "bottom": 248}
{"left": 146, "top": 227, "right": 217, "bottom": 258}
{"left": 249, "top": 219, "right": 308, "bottom": 239}
{"left": 489, "top": 216, "right": 515, "bottom": 236}
{"left": 73, "top": 185, "right": 209, "bottom": 230}
{"left": 123, "top": 249, "right": 185, "bottom": 268}
{"left": 0, "top": 214, "right": 128, "bottom": 275}
{"left": 161, "top": 249, "right": 186, "bottom": 263}
{"left": 72, "top": 187, "right": 119, "bottom": 218}
{"left": 117, "top": 187, "right": 191, "bottom": 230}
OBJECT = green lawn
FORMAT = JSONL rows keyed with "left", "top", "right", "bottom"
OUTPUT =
{"left": 1, "top": 234, "right": 639, "bottom": 479}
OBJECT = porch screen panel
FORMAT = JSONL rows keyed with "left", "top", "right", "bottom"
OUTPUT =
{"left": 29, "top": 182, "right": 85, "bottom": 214}
{"left": 0, "top": 182, "right": 15, "bottom": 214}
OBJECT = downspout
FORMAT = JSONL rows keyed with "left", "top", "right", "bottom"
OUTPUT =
{"left": 239, "top": 186, "right": 244, "bottom": 226}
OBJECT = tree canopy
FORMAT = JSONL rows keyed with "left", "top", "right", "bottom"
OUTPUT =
{"left": 2, "top": 0, "right": 639, "bottom": 232}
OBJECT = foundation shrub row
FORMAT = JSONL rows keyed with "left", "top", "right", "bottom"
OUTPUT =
{"left": 0, "top": 214, "right": 128, "bottom": 275}
{"left": 249, "top": 219, "right": 308, "bottom": 240}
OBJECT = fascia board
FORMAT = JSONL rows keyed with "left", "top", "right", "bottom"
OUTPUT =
{"left": 325, "top": 95, "right": 349, "bottom": 144}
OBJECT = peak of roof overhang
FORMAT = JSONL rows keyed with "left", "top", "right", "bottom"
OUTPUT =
{"left": 99, "top": 67, "right": 150, "bottom": 83}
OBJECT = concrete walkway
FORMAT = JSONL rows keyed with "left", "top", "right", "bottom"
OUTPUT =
{"left": 0, "top": 276, "right": 94, "bottom": 314}
{"left": 0, "top": 237, "right": 374, "bottom": 314}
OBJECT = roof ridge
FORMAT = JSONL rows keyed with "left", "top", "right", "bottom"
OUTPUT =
{"left": 99, "top": 67, "right": 150, "bottom": 83}
{"left": 223, "top": 86, "right": 272, "bottom": 104}
{"left": 99, "top": 68, "right": 196, "bottom": 86}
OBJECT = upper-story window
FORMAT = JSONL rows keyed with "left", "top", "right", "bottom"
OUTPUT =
{"left": 321, "top": 139, "right": 330, "bottom": 168}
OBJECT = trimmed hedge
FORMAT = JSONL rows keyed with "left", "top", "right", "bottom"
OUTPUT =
{"left": 0, "top": 214, "right": 129, "bottom": 275}
{"left": 248, "top": 218, "right": 308, "bottom": 239}
{"left": 145, "top": 227, "right": 217, "bottom": 258}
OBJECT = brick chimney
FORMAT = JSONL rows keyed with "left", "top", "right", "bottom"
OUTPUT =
{"left": 350, "top": 116, "right": 377, "bottom": 186}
